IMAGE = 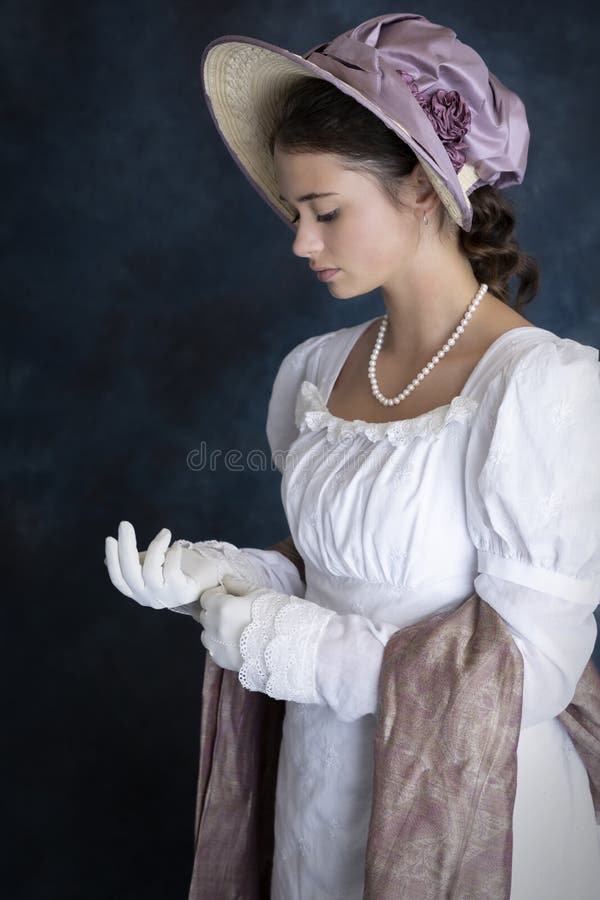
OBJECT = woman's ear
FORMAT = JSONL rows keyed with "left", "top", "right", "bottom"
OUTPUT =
{"left": 410, "top": 163, "right": 441, "bottom": 220}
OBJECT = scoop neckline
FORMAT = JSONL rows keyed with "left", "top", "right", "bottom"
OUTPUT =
{"left": 320, "top": 317, "right": 548, "bottom": 427}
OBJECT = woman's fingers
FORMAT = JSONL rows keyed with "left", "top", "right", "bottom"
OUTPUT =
{"left": 117, "top": 521, "right": 146, "bottom": 595}
{"left": 105, "top": 535, "right": 134, "bottom": 598}
{"left": 163, "top": 540, "right": 183, "bottom": 581}
{"left": 142, "top": 527, "right": 172, "bottom": 593}
{"left": 106, "top": 521, "right": 207, "bottom": 610}
{"left": 200, "top": 584, "right": 226, "bottom": 611}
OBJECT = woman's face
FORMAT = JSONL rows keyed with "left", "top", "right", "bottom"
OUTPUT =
{"left": 273, "top": 146, "right": 422, "bottom": 298}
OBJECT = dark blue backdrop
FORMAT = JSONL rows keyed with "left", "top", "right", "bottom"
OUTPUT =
{"left": 4, "top": 2, "right": 599, "bottom": 897}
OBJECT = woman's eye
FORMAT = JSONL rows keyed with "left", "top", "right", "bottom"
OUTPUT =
{"left": 291, "top": 209, "right": 339, "bottom": 225}
{"left": 319, "top": 209, "right": 339, "bottom": 223}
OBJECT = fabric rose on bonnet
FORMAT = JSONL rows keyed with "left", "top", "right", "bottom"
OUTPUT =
{"left": 398, "top": 71, "right": 472, "bottom": 172}
{"left": 420, "top": 89, "right": 471, "bottom": 170}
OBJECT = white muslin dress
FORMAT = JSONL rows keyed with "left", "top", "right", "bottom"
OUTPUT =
{"left": 239, "top": 315, "right": 600, "bottom": 900}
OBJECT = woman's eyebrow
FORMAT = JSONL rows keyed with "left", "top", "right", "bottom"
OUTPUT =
{"left": 278, "top": 192, "right": 339, "bottom": 203}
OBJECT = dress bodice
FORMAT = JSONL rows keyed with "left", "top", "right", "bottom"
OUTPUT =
{"left": 282, "top": 376, "right": 481, "bottom": 626}
{"left": 274, "top": 320, "right": 583, "bottom": 628}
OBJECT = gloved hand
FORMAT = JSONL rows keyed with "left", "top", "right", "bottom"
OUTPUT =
{"left": 198, "top": 574, "right": 266, "bottom": 671}
{"left": 104, "top": 521, "right": 264, "bottom": 622}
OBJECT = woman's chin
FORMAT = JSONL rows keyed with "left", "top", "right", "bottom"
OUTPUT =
{"left": 326, "top": 278, "right": 371, "bottom": 300}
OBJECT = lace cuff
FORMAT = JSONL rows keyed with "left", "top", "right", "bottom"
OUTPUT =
{"left": 238, "top": 589, "right": 336, "bottom": 704}
{"left": 176, "top": 539, "right": 265, "bottom": 583}
{"left": 169, "top": 539, "right": 267, "bottom": 620}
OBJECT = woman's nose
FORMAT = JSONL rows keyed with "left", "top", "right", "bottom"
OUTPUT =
{"left": 292, "top": 220, "right": 325, "bottom": 258}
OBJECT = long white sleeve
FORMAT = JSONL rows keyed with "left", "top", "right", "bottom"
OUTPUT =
{"left": 464, "top": 337, "right": 600, "bottom": 729}
{"left": 238, "top": 546, "right": 305, "bottom": 597}
{"left": 237, "top": 587, "right": 399, "bottom": 721}
{"left": 474, "top": 573, "right": 597, "bottom": 728}
{"left": 311, "top": 611, "right": 400, "bottom": 720}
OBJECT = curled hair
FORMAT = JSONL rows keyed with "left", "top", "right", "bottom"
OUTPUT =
{"left": 269, "top": 76, "right": 539, "bottom": 312}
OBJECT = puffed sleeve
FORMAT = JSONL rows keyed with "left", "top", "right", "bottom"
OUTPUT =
{"left": 464, "top": 335, "right": 600, "bottom": 728}
{"left": 265, "top": 331, "right": 330, "bottom": 474}
{"left": 228, "top": 332, "right": 333, "bottom": 596}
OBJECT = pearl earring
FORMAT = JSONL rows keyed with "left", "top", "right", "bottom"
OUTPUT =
{"left": 423, "top": 213, "right": 429, "bottom": 225}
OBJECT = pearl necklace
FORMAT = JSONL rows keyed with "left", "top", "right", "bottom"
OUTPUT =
{"left": 369, "top": 283, "right": 489, "bottom": 406}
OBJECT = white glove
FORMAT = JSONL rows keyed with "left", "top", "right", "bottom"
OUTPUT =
{"left": 198, "top": 574, "right": 264, "bottom": 671}
{"left": 170, "top": 538, "right": 271, "bottom": 622}
{"left": 104, "top": 521, "right": 265, "bottom": 623}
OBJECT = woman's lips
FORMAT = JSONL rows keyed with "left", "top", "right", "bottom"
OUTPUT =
{"left": 316, "top": 268, "right": 340, "bottom": 282}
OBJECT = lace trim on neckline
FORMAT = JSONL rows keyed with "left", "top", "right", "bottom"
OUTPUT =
{"left": 294, "top": 380, "right": 478, "bottom": 446}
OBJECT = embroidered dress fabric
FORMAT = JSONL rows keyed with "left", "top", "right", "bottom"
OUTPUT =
{"left": 237, "top": 316, "right": 600, "bottom": 900}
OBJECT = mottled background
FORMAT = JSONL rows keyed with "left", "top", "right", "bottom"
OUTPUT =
{"left": 4, "top": 1, "right": 599, "bottom": 897}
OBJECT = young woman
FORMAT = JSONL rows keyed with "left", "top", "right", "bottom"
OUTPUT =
{"left": 105, "top": 13, "right": 600, "bottom": 899}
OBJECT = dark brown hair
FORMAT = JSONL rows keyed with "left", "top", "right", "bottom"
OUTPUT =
{"left": 268, "top": 76, "right": 539, "bottom": 313}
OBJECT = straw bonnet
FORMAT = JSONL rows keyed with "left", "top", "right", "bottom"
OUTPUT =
{"left": 201, "top": 12, "right": 530, "bottom": 232}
